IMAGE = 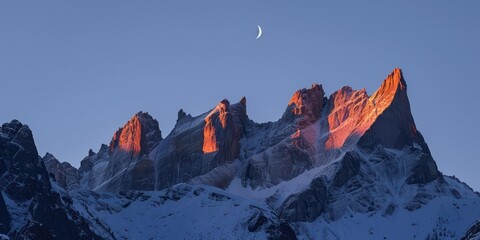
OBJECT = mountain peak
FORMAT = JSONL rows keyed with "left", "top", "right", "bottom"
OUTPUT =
{"left": 285, "top": 83, "right": 326, "bottom": 126}
{"left": 288, "top": 83, "right": 325, "bottom": 115}
{"left": 358, "top": 68, "right": 419, "bottom": 149}
{"left": 1, "top": 120, "right": 38, "bottom": 158}
{"left": 109, "top": 111, "right": 162, "bottom": 158}
{"left": 202, "top": 98, "right": 245, "bottom": 163}
{"left": 43, "top": 152, "right": 56, "bottom": 161}
{"left": 370, "top": 68, "right": 406, "bottom": 102}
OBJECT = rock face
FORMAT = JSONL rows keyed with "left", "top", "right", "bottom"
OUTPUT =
{"left": 358, "top": 68, "right": 421, "bottom": 149}
{"left": 72, "top": 69, "right": 440, "bottom": 192}
{"left": 0, "top": 120, "right": 100, "bottom": 239}
{"left": 203, "top": 98, "right": 246, "bottom": 164}
{"left": 152, "top": 98, "right": 247, "bottom": 190}
{"left": 286, "top": 83, "right": 326, "bottom": 126}
{"left": 77, "top": 112, "right": 162, "bottom": 192}
{"left": 240, "top": 84, "right": 327, "bottom": 188}
{"left": 78, "top": 144, "right": 110, "bottom": 190}
{"left": 324, "top": 86, "right": 369, "bottom": 150}
{"left": 105, "top": 111, "right": 161, "bottom": 181}
{"left": 43, "top": 153, "right": 80, "bottom": 190}
{"left": 109, "top": 111, "right": 162, "bottom": 159}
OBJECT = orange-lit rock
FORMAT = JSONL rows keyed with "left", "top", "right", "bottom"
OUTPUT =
{"left": 203, "top": 122, "right": 218, "bottom": 153}
{"left": 287, "top": 84, "right": 325, "bottom": 126}
{"left": 203, "top": 99, "right": 229, "bottom": 153}
{"left": 110, "top": 116, "right": 142, "bottom": 158}
{"left": 202, "top": 98, "right": 246, "bottom": 163}
{"left": 358, "top": 68, "right": 420, "bottom": 148}
{"left": 109, "top": 111, "right": 162, "bottom": 158}
{"left": 325, "top": 87, "right": 369, "bottom": 149}
{"left": 322, "top": 68, "right": 419, "bottom": 150}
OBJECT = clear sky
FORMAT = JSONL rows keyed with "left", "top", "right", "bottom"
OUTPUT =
{"left": 1, "top": 1, "right": 479, "bottom": 190}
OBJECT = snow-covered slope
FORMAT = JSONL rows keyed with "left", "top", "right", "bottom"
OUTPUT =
{"left": 70, "top": 184, "right": 295, "bottom": 240}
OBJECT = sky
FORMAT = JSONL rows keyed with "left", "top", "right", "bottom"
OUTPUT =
{"left": 0, "top": 1, "right": 479, "bottom": 190}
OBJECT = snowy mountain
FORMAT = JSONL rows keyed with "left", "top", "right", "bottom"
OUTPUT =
{"left": 1, "top": 68, "right": 479, "bottom": 239}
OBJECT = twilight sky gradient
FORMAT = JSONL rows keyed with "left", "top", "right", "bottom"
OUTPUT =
{"left": 1, "top": 1, "right": 479, "bottom": 190}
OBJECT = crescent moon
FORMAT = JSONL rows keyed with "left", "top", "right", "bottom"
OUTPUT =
{"left": 256, "top": 25, "right": 262, "bottom": 39}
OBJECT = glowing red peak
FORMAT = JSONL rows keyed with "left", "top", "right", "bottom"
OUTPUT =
{"left": 109, "top": 111, "right": 162, "bottom": 158}
{"left": 370, "top": 68, "right": 406, "bottom": 101}
{"left": 287, "top": 83, "right": 325, "bottom": 125}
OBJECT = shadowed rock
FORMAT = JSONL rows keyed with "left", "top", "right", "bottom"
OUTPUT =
{"left": 0, "top": 120, "right": 101, "bottom": 239}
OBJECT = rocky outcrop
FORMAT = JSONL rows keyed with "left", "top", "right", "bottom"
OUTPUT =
{"left": 0, "top": 120, "right": 100, "bottom": 239}
{"left": 240, "top": 85, "right": 327, "bottom": 188}
{"left": 324, "top": 87, "right": 369, "bottom": 150}
{"left": 406, "top": 152, "right": 441, "bottom": 184}
{"left": 203, "top": 98, "right": 246, "bottom": 163}
{"left": 332, "top": 151, "right": 361, "bottom": 187}
{"left": 77, "top": 112, "right": 163, "bottom": 192}
{"left": 43, "top": 153, "right": 80, "bottom": 190}
{"left": 0, "top": 120, "right": 50, "bottom": 201}
{"left": 107, "top": 111, "right": 161, "bottom": 174}
{"left": 109, "top": 111, "right": 162, "bottom": 158}
{"left": 78, "top": 144, "right": 110, "bottom": 190}
{"left": 279, "top": 177, "right": 328, "bottom": 222}
{"left": 153, "top": 98, "right": 247, "bottom": 190}
{"left": 284, "top": 83, "right": 326, "bottom": 126}
{"left": 358, "top": 68, "right": 420, "bottom": 149}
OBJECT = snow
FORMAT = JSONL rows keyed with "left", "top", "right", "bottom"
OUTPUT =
{"left": 1, "top": 192, "right": 31, "bottom": 235}
{"left": 226, "top": 159, "right": 339, "bottom": 208}
{"left": 297, "top": 193, "right": 480, "bottom": 240}
{"left": 64, "top": 170, "right": 480, "bottom": 240}
{"left": 71, "top": 184, "right": 276, "bottom": 240}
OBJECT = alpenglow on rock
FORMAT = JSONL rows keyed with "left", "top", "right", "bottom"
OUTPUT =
{"left": 54, "top": 69, "right": 441, "bottom": 192}
{"left": 9, "top": 68, "right": 476, "bottom": 240}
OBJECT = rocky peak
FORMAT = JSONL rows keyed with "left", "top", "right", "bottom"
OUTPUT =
{"left": 1, "top": 120, "right": 38, "bottom": 157}
{"left": 288, "top": 83, "right": 325, "bottom": 116}
{"left": 203, "top": 98, "right": 246, "bottom": 163}
{"left": 177, "top": 109, "right": 192, "bottom": 122}
{"left": 88, "top": 149, "right": 95, "bottom": 157}
{"left": 42, "top": 153, "right": 80, "bottom": 190}
{"left": 109, "top": 111, "right": 162, "bottom": 158}
{"left": 0, "top": 120, "right": 102, "bottom": 239}
{"left": 0, "top": 119, "right": 50, "bottom": 198}
{"left": 285, "top": 83, "right": 326, "bottom": 126}
{"left": 42, "top": 152, "right": 57, "bottom": 164}
{"left": 1, "top": 119, "right": 23, "bottom": 137}
{"left": 358, "top": 68, "right": 420, "bottom": 149}
{"left": 320, "top": 68, "right": 421, "bottom": 151}
{"left": 235, "top": 97, "right": 248, "bottom": 119}
{"left": 371, "top": 68, "right": 406, "bottom": 99}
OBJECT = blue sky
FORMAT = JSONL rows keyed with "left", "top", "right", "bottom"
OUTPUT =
{"left": 1, "top": 1, "right": 479, "bottom": 190}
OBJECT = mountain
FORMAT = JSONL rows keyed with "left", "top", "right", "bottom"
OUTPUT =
{"left": 0, "top": 120, "right": 101, "bottom": 239}
{"left": 1, "top": 68, "right": 479, "bottom": 239}
{"left": 77, "top": 111, "right": 162, "bottom": 191}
